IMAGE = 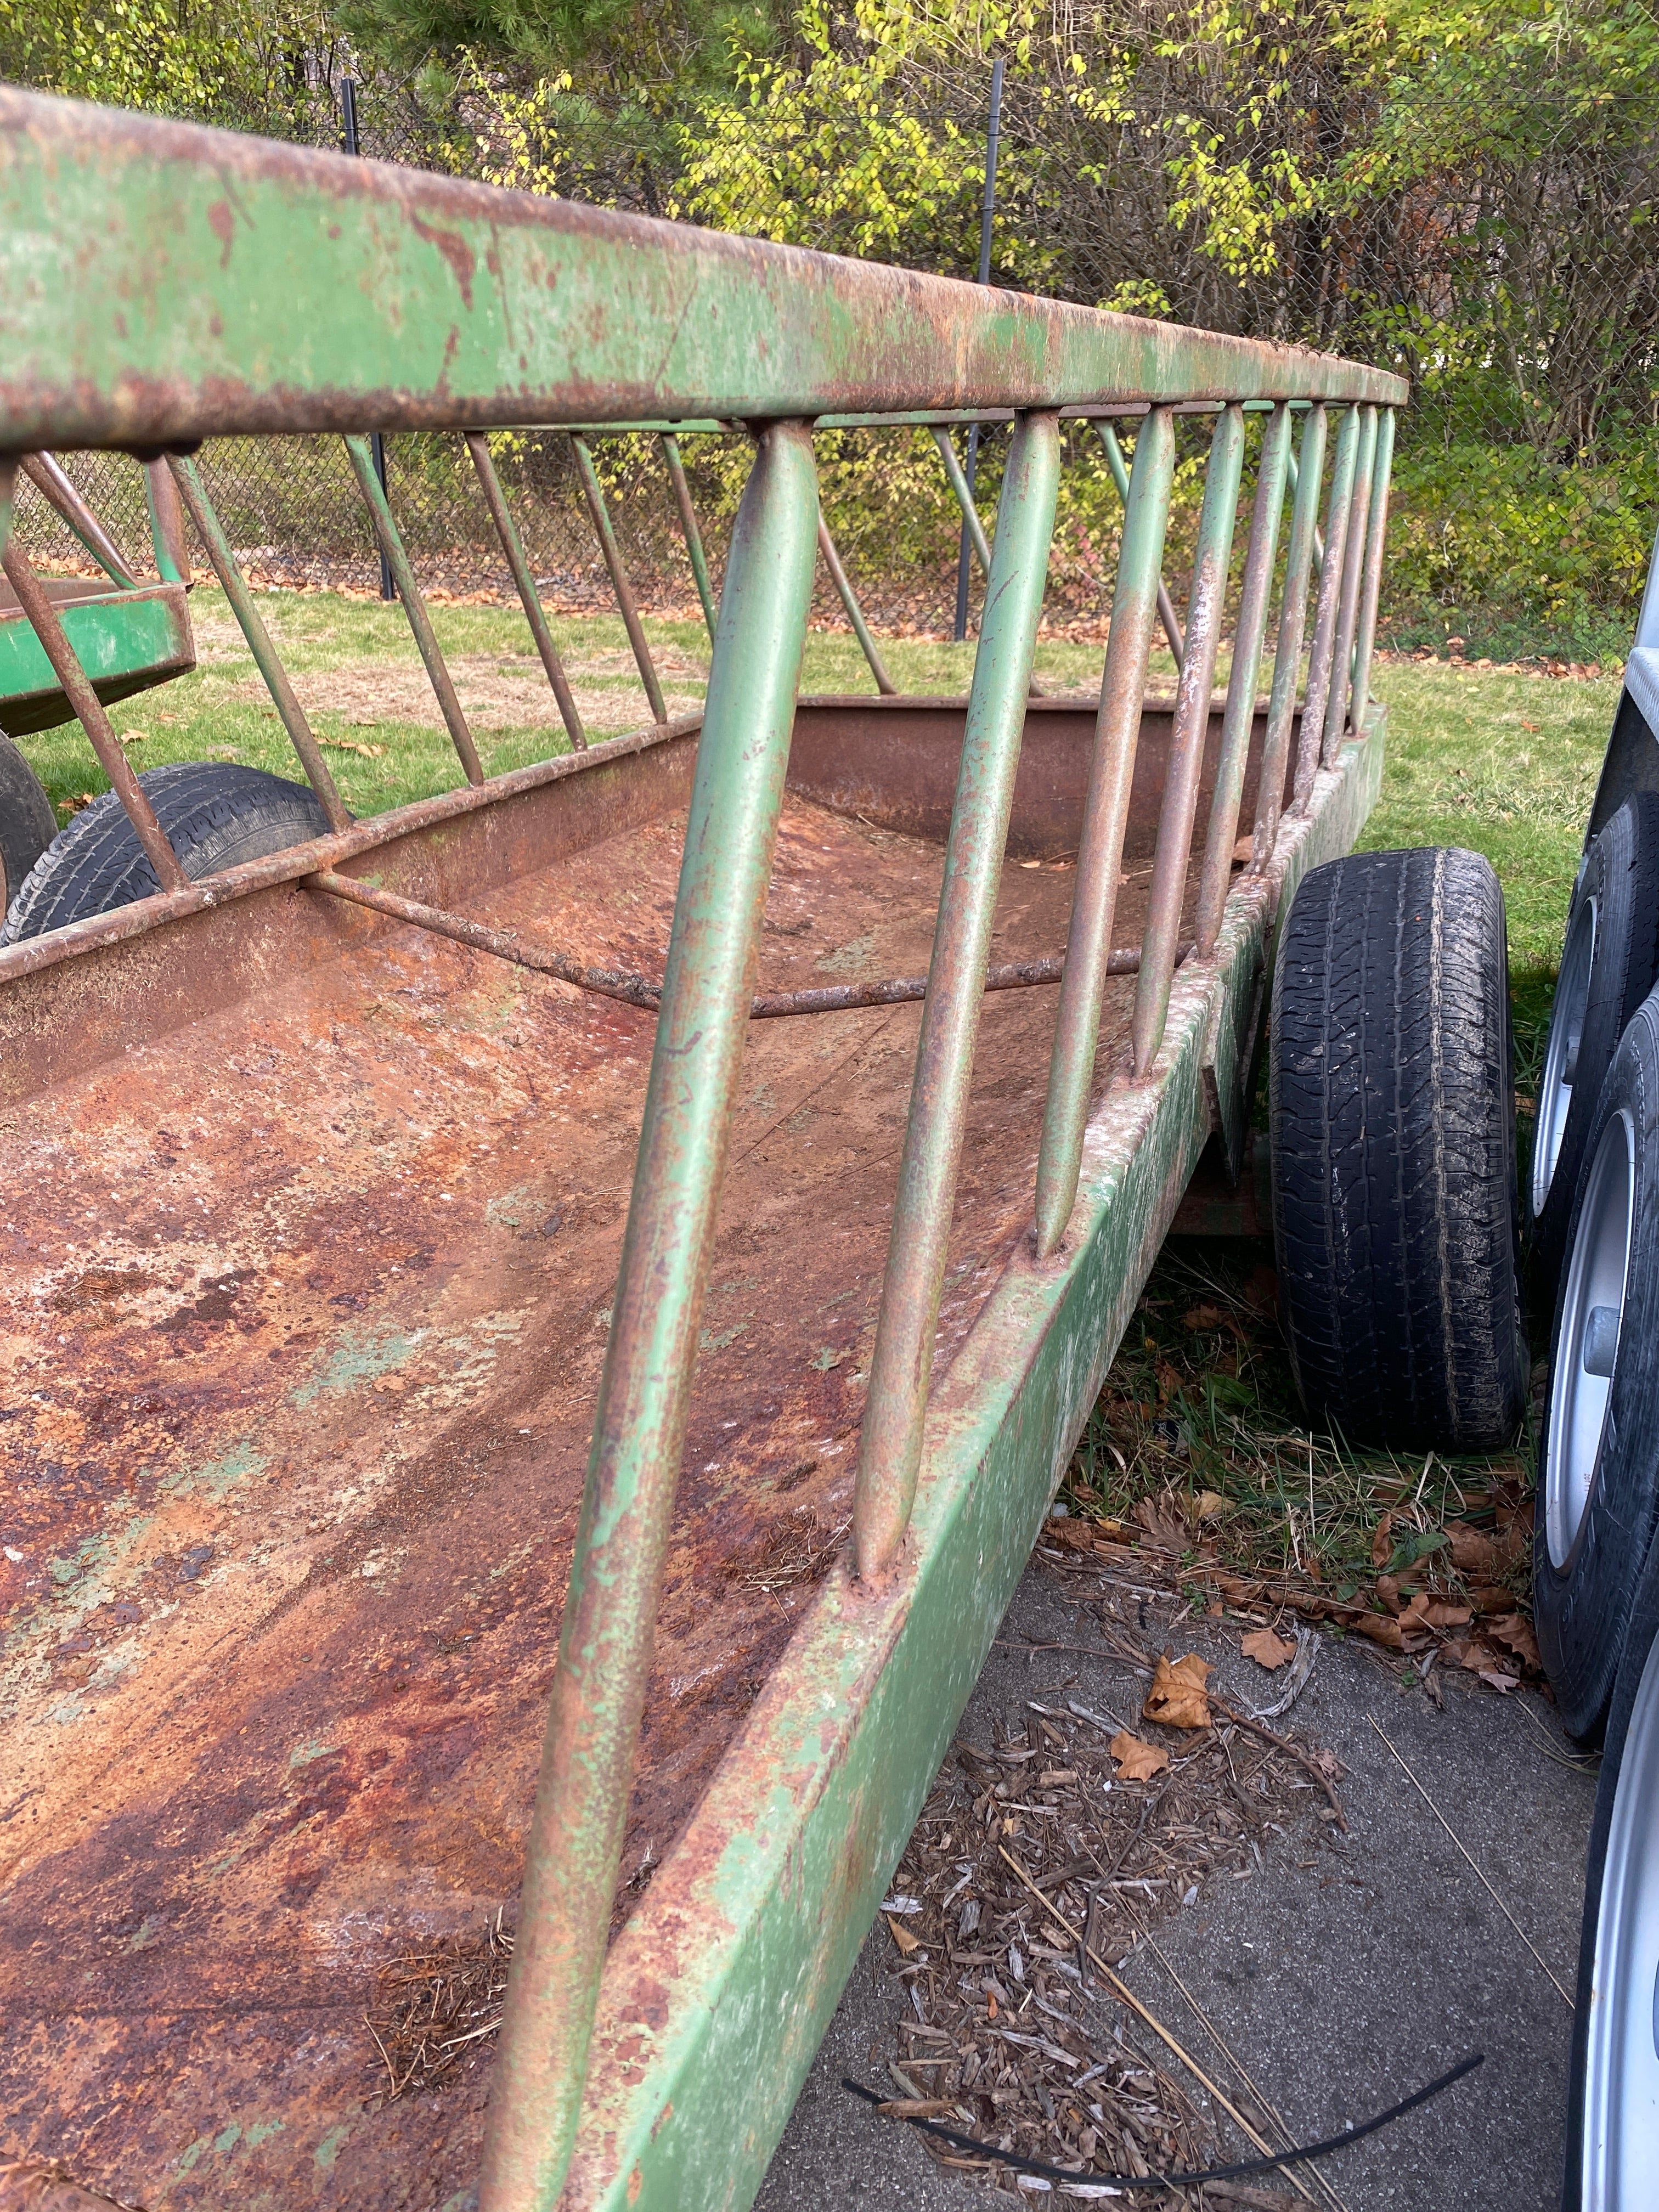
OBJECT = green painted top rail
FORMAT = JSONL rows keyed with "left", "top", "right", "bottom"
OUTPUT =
{"left": 0, "top": 88, "right": 1406, "bottom": 454}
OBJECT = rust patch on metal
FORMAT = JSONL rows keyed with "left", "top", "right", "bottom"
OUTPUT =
{"left": 0, "top": 709, "right": 1218, "bottom": 2205}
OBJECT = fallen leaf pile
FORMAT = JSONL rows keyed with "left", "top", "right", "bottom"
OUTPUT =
{"left": 1063, "top": 1250, "right": 1544, "bottom": 1702}
{"left": 877, "top": 1592, "right": 1344, "bottom": 2199}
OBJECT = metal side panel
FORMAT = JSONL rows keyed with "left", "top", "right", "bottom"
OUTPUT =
{"left": 0, "top": 582, "right": 194, "bottom": 735}
{"left": 560, "top": 712, "right": 1385, "bottom": 2212}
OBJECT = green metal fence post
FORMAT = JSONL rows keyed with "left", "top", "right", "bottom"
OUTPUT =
{"left": 1322, "top": 404, "right": 1378, "bottom": 766}
{"left": 1194, "top": 403, "right": 1294, "bottom": 957}
{"left": 851, "top": 411, "right": 1063, "bottom": 1583}
{"left": 344, "top": 433, "right": 487, "bottom": 787}
{"left": 659, "top": 432, "right": 719, "bottom": 640}
{"left": 169, "top": 456, "right": 352, "bottom": 830}
{"left": 1094, "top": 421, "right": 1186, "bottom": 668}
{"left": 571, "top": 434, "right": 670, "bottom": 726}
{"left": 817, "top": 514, "right": 897, "bottom": 693}
{"left": 1293, "top": 404, "right": 1361, "bottom": 811}
{"left": 1033, "top": 406, "right": 1177, "bottom": 1260}
{"left": 1350, "top": 407, "right": 1397, "bottom": 733}
{"left": 1130, "top": 405, "right": 1247, "bottom": 1075}
{"left": 465, "top": 433, "right": 588, "bottom": 753}
{"left": 477, "top": 421, "right": 821, "bottom": 2212}
{"left": 931, "top": 424, "right": 995, "bottom": 579}
{"left": 1249, "top": 404, "right": 1328, "bottom": 873}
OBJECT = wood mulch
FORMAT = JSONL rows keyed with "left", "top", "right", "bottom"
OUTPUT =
{"left": 870, "top": 1572, "right": 1350, "bottom": 2208}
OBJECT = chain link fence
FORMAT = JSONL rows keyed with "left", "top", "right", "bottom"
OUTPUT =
{"left": 12, "top": 419, "right": 1082, "bottom": 642}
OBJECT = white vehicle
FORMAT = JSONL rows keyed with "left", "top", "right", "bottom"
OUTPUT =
{"left": 1525, "top": 541, "right": 1659, "bottom": 2211}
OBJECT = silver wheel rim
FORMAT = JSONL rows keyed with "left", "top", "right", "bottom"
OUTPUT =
{"left": 1536, "top": 895, "right": 1598, "bottom": 1216}
{"left": 1547, "top": 1108, "right": 1636, "bottom": 1567}
{"left": 1583, "top": 1627, "right": 1659, "bottom": 2207}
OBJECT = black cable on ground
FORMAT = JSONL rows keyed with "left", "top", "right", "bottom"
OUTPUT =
{"left": 842, "top": 2050, "right": 1482, "bottom": 2192}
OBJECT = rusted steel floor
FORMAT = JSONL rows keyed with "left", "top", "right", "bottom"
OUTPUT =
{"left": 0, "top": 791, "right": 1173, "bottom": 2209}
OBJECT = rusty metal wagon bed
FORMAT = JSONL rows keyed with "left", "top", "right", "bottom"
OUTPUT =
{"left": 0, "top": 86, "right": 1402, "bottom": 2212}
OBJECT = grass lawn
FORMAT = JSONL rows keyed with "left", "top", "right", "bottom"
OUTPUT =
{"left": 15, "top": 584, "right": 1615, "bottom": 1656}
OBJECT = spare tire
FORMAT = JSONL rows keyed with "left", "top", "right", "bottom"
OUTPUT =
{"left": 1528, "top": 792, "right": 1659, "bottom": 1285}
{"left": 1, "top": 761, "right": 334, "bottom": 945}
{"left": 1269, "top": 845, "right": 1527, "bottom": 1451}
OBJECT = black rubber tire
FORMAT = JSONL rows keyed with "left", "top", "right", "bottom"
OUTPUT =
{"left": 0, "top": 737, "right": 60, "bottom": 912}
{"left": 1, "top": 761, "right": 333, "bottom": 945}
{"left": 1528, "top": 792, "right": 1659, "bottom": 1285}
{"left": 1269, "top": 846, "right": 1527, "bottom": 1451}
{"left": 1561, "top": 1527, "right": 1659, "bottom": 2209}
{"left": 1534, "top": 992, "right": 1659, "bottom": 1742}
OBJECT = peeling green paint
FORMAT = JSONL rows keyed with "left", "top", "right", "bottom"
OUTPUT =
{"left": 290, "top": 1328, "right": 426, "bottom": 1406}
{"left": 314, "top": 2125, "right": 351, "bottom": 2172}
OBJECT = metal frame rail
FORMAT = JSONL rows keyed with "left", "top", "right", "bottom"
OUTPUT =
{"left": 0, "top": 86, "right": 1403, "bottom": 2212}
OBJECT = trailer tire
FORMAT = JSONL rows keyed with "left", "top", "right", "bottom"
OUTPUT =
{"left": 1562, "top": 1528, "right": 1659, "bottom": 2208}
{"left": 0, "top": 737, "right": 60, "bottom": 912}
{"left": 1527, "top": 793, "right": 1659, "bottom": 1286}
{"left": 1535, "top": 994, "right": 1659, "bottom": 1741}
{"left": 1269, "top": 845, "right": 1526, "bottom": 1452}
{"left": 1, "top": 761, "right": 334, "bottom": 945}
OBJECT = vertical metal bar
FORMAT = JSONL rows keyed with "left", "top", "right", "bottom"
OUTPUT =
{"left": 932, "top": 425, "right": 1046, "bottom": 699}
{"left": 1096, "top": 422, "right": 1186, "bottom": 668}
{"left": 953, "top": 59, "right": 1006, "bottom": 641}
{"left": 344, "top": 433, "right": 486, "bottom": 787}
{"left": 817, "top": 514, "right": 896, "bottom": 695}
{"left": 1249, "top": 404, "right": 1328, "bottom": 873}
{"left": 340, "top": 81, "right": 397, "bottom": 605}
{"left": 1349, "top": 406, "right": 1397, "bottom": 735}
{"left": 1321, "top": 404, "right": 1377, "bottom": 767}
{"left": 0, "top": 459, "right": 13, "bottom": 565}
{"left": 1033, "top": 407, "right": 1177, "bottom": 1259}
{"left": 1284, "top": 442, "right": 1327, "bottom": 573}
{"left": 477, "top": 422, "right": 820, "bottom": 2212}
{"left": 852, "top": 411, "right": 1062, "bottom": 1583}
{"left": 1130, "top": 407, "right": 1247, "bottom": 1076}
{"left": 1194, "top": 404, "right": 1294, "bottom": 957}
{"left": 369, "top": 435, "right": 395, "bottom": 601}
{"left": 465, "top": 433, "right": 587, "bottom": 753}
{"left": 20, "top": 454, "right": 137, "bottom": 589}
{"left": 143, "top": 458, "right": 188, "bottom": 584}
{"left": 660, "top": 432, "right": 718, "bottom": 640}
{"left": 1291, "top": 405, "right": 1361, "bottom": 812}
{"left": 932, "top": 425, "right": 995, "bottom": 577}
{"left": 1, "top": 537, "right": 187, "bottom": 890}
{"left": 169, "top": 457, "right": 351, "bottom": 830}
{"left": 571, "top": 435, "right": 669, "bottom": 726}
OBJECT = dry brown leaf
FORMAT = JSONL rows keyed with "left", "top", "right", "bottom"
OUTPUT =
{"left": 1241, "top": 1628, "right": 1296, "bottom": 1671}
{"left": 1478, "top": 1667, "right": 1521, "bottom": 1694}
{"left": 1143, "top": 1651, "right": 1212, "bottom": 1729}
{"left": 1485, "top": 1613, "right": 1542, "bottom": 1669}
{"left": 885, "top": 1914, "right": 919, "bottom": 1956}
{"left": 1109, "top": 1731, "right": 1170, "bottom": 1780}
{"left": 1132, "top": 1496, "right": 1189, "bottom": 1554}
{"left": 1375, "top": 1575, "right": 1404, "bottom": 1617}
{"left": 1193, "top": 1489, "right": 1231, "bottom": 1522}
{"left": 1353, "top": 1611, "right": 1404, "bottom": 1650}
{"left": 1371, "top": 1511, "right": 1395, "bottom": 1570}
{"left": 1469, "top": 1584, "right": 1515, "bottom": 1615}
{"left": 1424, "top": 1600, "right": 1474, "bottom": 1629}
{"left": 1182, "top": 1304, "right": 1230, "bottom": 1331}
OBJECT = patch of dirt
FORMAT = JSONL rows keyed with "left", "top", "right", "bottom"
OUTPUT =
{"left": 231, "top": 655, "right": 704, "bottom": 733}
